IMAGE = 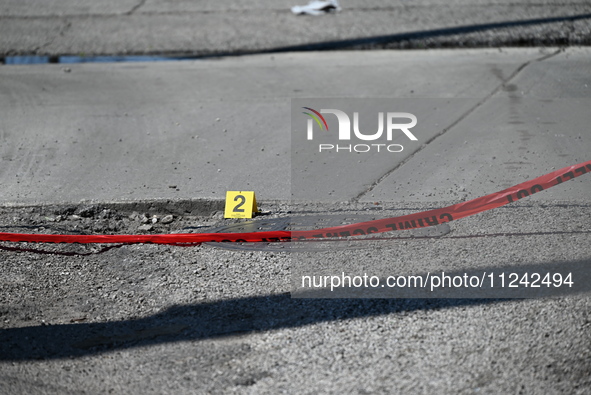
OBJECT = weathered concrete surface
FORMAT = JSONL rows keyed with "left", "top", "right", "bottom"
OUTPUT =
{"left": 4, "top": 48, "right": 585, "bottom": 207}
{"left": 362, "top": 47, "right": 591, "bottom": 204}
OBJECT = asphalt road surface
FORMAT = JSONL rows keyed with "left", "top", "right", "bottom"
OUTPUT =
{"left": 1, "top": 0, "right": 591, "bottom": 57}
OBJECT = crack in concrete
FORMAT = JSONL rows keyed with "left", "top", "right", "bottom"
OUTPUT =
{"left": 352, "top": 48, "right": 563, "bottom": 203}
{"left": 127, "top": 0, "right": 148, "bottom": 15}
{"left": 34, "top": 19, "right": 72, "bottom": 54}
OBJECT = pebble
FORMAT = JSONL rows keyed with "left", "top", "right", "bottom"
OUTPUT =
{"left": 138, "top": 224, "right": 153, "bottom": 232}
{"left": 161, "top": 215, "right": 174, "bottom": 224}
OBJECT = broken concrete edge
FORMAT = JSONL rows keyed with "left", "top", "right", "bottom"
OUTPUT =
{"left": 0, "top": 199, "right": 341, "bottom": 225}
{"left": 0, "top": 198, "right": 374, "bottom": 218}
{"left": 0, "top": 197, "right": 587, "bottom": 222}
{"left": 0, "top": 199, "right": 352, "bottom": 218}
{"left": 0, "top": 198, "right": 437, "bottom": 227}
{"left": 0, "top": 198, "right": 229, "bottom": 218}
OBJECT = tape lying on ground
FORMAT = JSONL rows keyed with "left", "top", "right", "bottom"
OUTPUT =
{"left": 0, "top": 160, "right": 589, "bottom": 245}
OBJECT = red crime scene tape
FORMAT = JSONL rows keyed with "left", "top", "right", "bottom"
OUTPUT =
{"left": 0, "top": 160, "right": 589, "bottom": 245}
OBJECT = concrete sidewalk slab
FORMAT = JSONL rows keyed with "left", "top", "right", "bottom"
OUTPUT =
{"left": 363, "top": 47, "right": 591, "bottom": 203}
{"left": 0, "top": 48, "right": 558, "bottom": 207}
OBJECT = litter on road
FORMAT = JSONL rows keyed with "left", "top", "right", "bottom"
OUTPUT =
{"left": 291, "top": 0, "right": 341, "bottom": 15}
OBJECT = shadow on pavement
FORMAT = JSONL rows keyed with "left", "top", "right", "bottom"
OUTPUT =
{"left": 1, "top": 258, "right": 589, "bottom": 361}
{"left": 0, "top": 296, "right": 501, "bottom": 361}
{"left": 270, "top": 13, "right": 591, "bottom": 52}
{"left": 2, "top": 13, "right": 590, "bottom": 64}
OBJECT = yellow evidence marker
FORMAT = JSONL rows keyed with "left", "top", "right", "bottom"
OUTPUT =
{"left": 224, "top": 191, "right": 259, "bottom": 218}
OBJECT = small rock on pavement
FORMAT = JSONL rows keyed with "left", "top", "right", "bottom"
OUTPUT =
{"left": 161, "top": 215, "right": 174, "bottom": 224}
{"left": 138, "top": 224, "right": 153, "bottom": 232}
